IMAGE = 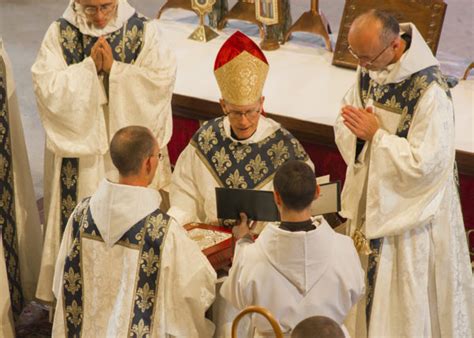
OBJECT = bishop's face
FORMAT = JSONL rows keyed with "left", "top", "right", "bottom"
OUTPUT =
{"left": 78, "top": 0, "right": 118, "bottom": 29}
{"left": 221, "top": 98, "right": 264, "bottom": 140}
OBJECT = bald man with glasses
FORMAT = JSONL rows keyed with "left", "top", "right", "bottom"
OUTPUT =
{"left": 334, "top": 9, "right": 473, "bottom": 338}
{"left": 31, "top": 0, "right": 176, "bottom": 303}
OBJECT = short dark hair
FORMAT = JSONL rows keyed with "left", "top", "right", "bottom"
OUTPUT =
{"left": 110, "top": 126, "right": 156, "bottom": 177}
{"left": 273, "top": 160, "right": 316, "bottom": 211}
{"left": 369, "top": 9, "right": 400, "bottom": 44}
{"left": 291, "top": 316, "right": 344, "bottom": 338}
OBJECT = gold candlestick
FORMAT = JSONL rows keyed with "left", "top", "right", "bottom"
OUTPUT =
{"left": 217, "top": 0, "right": 264, "bottom": 38}
{"left": 189, "top": 0, "right": 219, "bottom": 42}
{"left": 283, "top": 0, "right": 332, "bottom": 51}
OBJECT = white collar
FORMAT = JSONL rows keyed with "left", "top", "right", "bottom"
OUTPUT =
{"left": 222, "top": 115, "right": 280, "bottom": 144}
{"left": 62, "top": 0, "right": 136, "bottom": 37}
{"left": 367, "top": 23, "right": 439, "bottom": 85}
{"left": 89, "top": 179, "right": 161, "bottom": 247}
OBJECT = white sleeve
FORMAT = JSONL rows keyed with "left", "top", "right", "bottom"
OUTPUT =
{"left": 108, "top": 21, "right": 176, "bottom": 148}
{"left": 31, "top": 22, "right": 108, "bottom": 157}
{"left": 52, "top": 213, "right": 75, "bottom": 299}
{"left": 366, "top": 85, "right": 456, "bottom": 237}
{"left": 169, "top": 145, "right": 204, "bottom": 224}
{"left": 219, "top": 240, "right": 254, "bottom": 310}
{"left": 159, "top": 222, "right": 216, "bottom": 338}
{"left": 334, "top": 79, "right": 363, "bottom": 167}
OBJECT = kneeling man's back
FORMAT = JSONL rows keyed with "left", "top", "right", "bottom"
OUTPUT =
{"left": 221, "top": 161, "right": 364, "bottom": 336}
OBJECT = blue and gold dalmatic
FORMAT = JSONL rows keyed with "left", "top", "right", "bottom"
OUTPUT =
{"left": 56, "top": 13, "right": 147, "bottom": 234}
{"left": 191, "top": 117, "right": 309, "bottom": 190}
{"left": 0, "top": 53, "right": 24, "bottom": 319}
{"left": 359, "top": 65, "right": 452, "bottom": 328}
{"left": 62, "top": 198, "right": 170, "bottom": 337}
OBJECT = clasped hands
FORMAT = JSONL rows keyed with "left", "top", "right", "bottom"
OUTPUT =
{"left": 91, "top": 37, "right": 114, "bottom": 74}
{"left": 341, "top": 105, "right": 380, "bottom": 141}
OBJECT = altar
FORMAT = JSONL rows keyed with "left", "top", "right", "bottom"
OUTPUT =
{"left": 157, "top": 10, "right": 474, "bottom": 260}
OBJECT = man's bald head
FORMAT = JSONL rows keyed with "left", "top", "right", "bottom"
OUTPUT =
{"left": 291, "top": 316, "right": 344, "bottom": 338}
{"left": 110, "top": 126, "right": 157, "bottom": 177}
{"left": 350, "top": 9, "right": 399, "bottom": 46}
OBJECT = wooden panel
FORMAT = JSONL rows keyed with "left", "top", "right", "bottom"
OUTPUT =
{"left": 172, "top": 93, "right": 474, "bottom": 175}
{"left": 332, "top": 0, "right": 447, "bottom": 69}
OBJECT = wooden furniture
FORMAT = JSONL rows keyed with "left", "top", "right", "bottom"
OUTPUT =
{"left": 185, "top": 223, "right": 234, "bottom": 270}
{"left": 333, "top": 0, "right": 447, "bottom": 69}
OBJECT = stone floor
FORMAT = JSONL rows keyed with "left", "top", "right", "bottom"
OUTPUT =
{"left": 0, "top": 0, "right": 472, "bottom": 199}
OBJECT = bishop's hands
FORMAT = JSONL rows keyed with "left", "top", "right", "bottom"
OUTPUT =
{"left": 341, "top": 105, "right": 379, "bottom": 141}
{"left": 232, "top": 212, "right": 256, "bottom": 242}
{"left": 91, "top": 37, "right": 114, "bottom": 74}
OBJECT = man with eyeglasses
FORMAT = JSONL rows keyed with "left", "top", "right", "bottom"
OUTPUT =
{"left": 169, "top": 31, "right": 313, "bottom": 226}
{"left": 31, "top": 0, "right": 176, "bottom": 303}
{"left": 51, "top": 126, "right": 216, "bottom": 337}
{"left": 334, "top": 9, "right": 473, "bottom": 338}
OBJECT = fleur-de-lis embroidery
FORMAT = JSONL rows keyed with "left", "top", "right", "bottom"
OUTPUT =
{"left": 135, "top": 283, "right": 155, "bottom": 312}
{"left": 199, "top": 125, "right": 218, "bottom": 154}
{"left": 267, "top": 140, "right": 289, "bottom": 168}
{"left": 147, "top": 214, "right": 166, "bottom": 241}
{"left": 66, "top": 300, "right": 83, "bottom": 328}
{"left": 290, "top": 139, "right": 308, "bottom": 160}
{"left": 212, "top": 147, "right": 232, "bottom": 175}
{"left": 0, "top": 120, "right": 6, "bottom": 143}
{"left": 382, "top": 95, "right": 402, "bottom": 114}
{"left": 0, "top": 187, "right": 11, "bottom": 209}
{"left": 125, "top": 25, "right": 143, "bottom": 54}
{"left": 141, "top": 248, "right": 160, "bottom": 277}
{"left": 245, "top": 154, "right": 268, "bottom": 184}
{"left": 62, "top": 161, "right": 78, "bottom": 189}
{"left": 397, "top": 112, "right": 413, "bottom": 134}
{"left": 130, "top": 319, "right": 150, "bottom": 338}
{"left": 225, "top": 169, "right": 248, "bottom": 189}
{"left": 403, "top": 75, "right": 429, "bottom": 101}
{"left": 61, "top": 195, "right": 77, "bottom": 219}
{"left": 0, "top": 154, "right": 7, "bottom": 180}
{"left": 64, "top": 267, "right": 81, "bottom": 295}
{"left": 229, "top": 143, "right": 251, "bottom": 163}
{"left": 60, "top": 25, "right": 79, "bottom": 54}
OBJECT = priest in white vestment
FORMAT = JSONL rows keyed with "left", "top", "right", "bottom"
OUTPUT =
{"left": 0, "top": 39, "right": 43, "bottom": 336}
{"left": 169, "top": 31, "right": 313, "bottom": 226}
{"left": 52, "top": 126, "right": 216, "bottom": 337}
{"left": 221, "top": 160, "right": 365, "bottom": 337}
{"left": 31, "top": 0, "right": 176, "bottom": 303}
{"left": 334, "top": 10, "right": 473, "bottom": 337}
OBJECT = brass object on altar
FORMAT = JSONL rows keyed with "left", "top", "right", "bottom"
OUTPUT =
{"left": 462, "top": 62, "right": 474, "bottom": 80}
{"left": 188, "top": 0, "right": 219, "bottom": 42}
{"left": 283, "top": 0, "right": 332, "bottom": 52}
{"left": 217, "top": 0, "right": 264, "bottom": 37}
{"left": 255, "top": 0, "right": 291, "bottom": 51}
{"left": 332, "top": 0, "right": 447, "bottom": 69}
{"left": 156, "top": 0, "right": 193, "bottom": 19}
{"left": 232, "top": 306, "right": 284, "bottom": 338}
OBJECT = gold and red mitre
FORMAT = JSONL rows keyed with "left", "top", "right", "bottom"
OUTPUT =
{"left": 214, "top": 31, "right": 269, "bottom": 106}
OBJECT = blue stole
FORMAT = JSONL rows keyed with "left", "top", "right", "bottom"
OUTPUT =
{"left": 359, "top": 65, "right": 452, "bottom": 328}
{"left": 56, "top": 13, "right": 147, "bottom": 235}
{"left": 191, "top": 117, "right": 309, "bottom": 190}
{"left": 0, "top": 53, "right": 24, "bottom": 318}
{"left": 62, "top": 198, "right": 170, "bottom": 337}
